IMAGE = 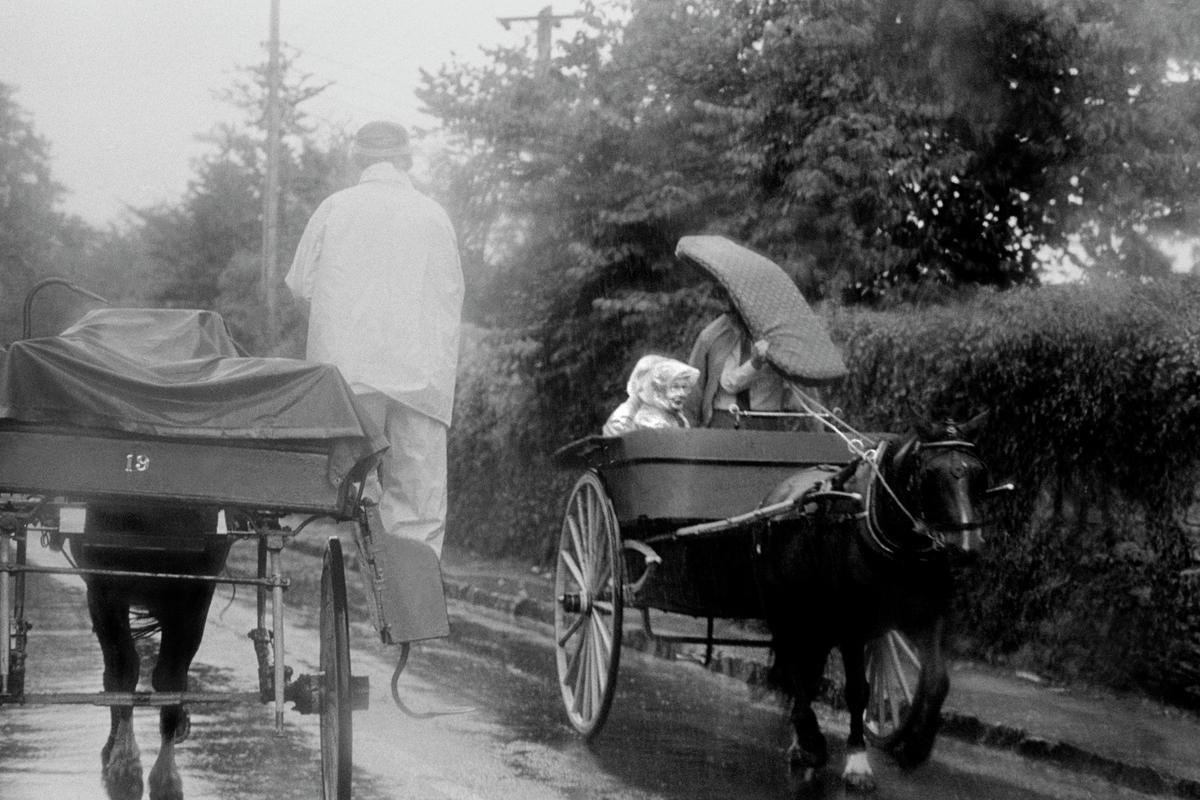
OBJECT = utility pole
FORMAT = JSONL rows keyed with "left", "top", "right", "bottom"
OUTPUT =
{"left": 262, "top": 0, "right": 282, "bottom": 332}
{"left": 497, "top": 5, "right": 582, "bottom": 78}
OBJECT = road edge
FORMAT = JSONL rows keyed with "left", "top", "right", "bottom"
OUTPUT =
{"left": 440, "top": 574, "right": 1200, "bottom": 800}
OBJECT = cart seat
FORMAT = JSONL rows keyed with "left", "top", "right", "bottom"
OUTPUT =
{"left": 555, "top": 428, "right": 857, "bottom": 528}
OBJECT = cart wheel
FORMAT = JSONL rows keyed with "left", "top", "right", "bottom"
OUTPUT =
{"left": 320, "top": 538, "right": 352, "bottom": 800}
{"left": 554, "top": 471, "right": 624, "bottom": 739}
{"left": 863, "top": 627, "right": 943, "bottom": 757}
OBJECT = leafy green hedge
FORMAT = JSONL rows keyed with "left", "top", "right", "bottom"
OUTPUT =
{"left": 826, "top": 280, "right": 1200, "bottom": 704}
{"left": 447, "top": 278, "right": 1200, "bottom": 706}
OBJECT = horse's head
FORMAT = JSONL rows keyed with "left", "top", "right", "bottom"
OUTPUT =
{"left": 865, "top": 411, "right": 1000, "bottom": 557}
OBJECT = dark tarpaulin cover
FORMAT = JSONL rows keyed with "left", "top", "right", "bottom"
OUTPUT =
{"left": 675, "top": 235, "right": 848, "bottom": 384}
{"left": 0, "top": 308, "right": 386, "bottom": 485}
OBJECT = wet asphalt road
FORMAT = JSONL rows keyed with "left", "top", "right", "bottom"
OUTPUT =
{"left": 0, "top": 540, "right": 1168, "bottom": 800}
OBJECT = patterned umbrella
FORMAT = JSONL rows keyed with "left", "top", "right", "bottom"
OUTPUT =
{"left": 675, "top": 235, "right": 847, "bottom": 384}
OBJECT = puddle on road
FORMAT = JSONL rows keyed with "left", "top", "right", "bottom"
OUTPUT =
{"left": 397, "top": 612, "right": 798, "bottom": 800}
{"left": 9, "top": 543, "right": 790, "bottom": 800}
{"left": 5, "top": 560, "right": 326, "bottom": 800}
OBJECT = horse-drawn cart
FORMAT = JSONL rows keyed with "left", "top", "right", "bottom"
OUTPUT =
{"left": 0, "top": 281, "right": 451, "bottom": 800}
{"left": 551, "top": 237, "right": 1000, "bottom": 788}
{"left": 552, "top": 428, "right": 932, "bottom": 744}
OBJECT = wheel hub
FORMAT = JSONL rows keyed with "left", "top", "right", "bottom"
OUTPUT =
{"left": 559, "top": 592, "right": 592, "bottom": 614}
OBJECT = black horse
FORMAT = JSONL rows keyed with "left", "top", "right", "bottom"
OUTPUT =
{"left": 757, "top": 414, "right": 993, "bottom": 791}
{"left": 71, "top": 504, "right": 231, "bottom": 800}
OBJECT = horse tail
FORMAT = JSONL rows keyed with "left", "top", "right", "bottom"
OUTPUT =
{"left": 128, "top": 607, "right": 163, "bottom": 640}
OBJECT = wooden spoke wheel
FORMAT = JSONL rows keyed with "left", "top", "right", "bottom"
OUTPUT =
{"left": 320, "top": 538, "right": 353, "bottom": 800}
{"left": 864, "top": 628, "right": 929, "bottom": 750}
{"left": 554, "top": 471, "right": 624, "bottom": 739}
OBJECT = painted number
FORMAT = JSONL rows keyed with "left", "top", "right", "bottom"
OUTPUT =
{"left": 124, "top": 453, "right": 151, "bottom": 473}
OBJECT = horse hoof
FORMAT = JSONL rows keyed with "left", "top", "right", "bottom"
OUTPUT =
{"left": 102, "top": 757, "right": 145, "bottom": 800}
{"left": 892, "top": 734, "right": 936, "bottom": 769}
{"left": 842, "top": 770, "right": 877, "bottom": 793}
{"left": 787, "top": 750, "right": 822, "bottom": 786}
{"left": 841, "top": 750, "right": 877, "bottom": 793}
{"left": 102, "top": 717, "right": 143, "bottom": 800}
{"left": 787, "top": 741, "right": 828, "bottom": 772}
{"left": 786, "top": 762, "right": 826, "bottom": 800}
{"left": 149, "top": 757, "right": 183, "bottom": 800}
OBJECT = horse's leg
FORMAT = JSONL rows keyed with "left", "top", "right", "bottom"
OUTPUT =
{"left": 89, "top": 581, "right": 144, "bottom": 800}
{"left": 147, "top": 619, "right": 191, "bottom": 800}
{"left": 783, "top": 644, "right": 831, "bottom": 783}
{"left": 146, "top": 585, "right": 212, "bottom": 800}
{"left": 147, "top": 708, "right": 184, "bottom": 800}
{"left": 839, "top": 636, "right": 876, "bottom": 792}
{"left": 147, "top": 586, "right": 214, "bottom": 800}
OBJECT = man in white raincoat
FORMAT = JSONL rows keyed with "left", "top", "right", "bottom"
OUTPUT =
{"left": 286, "top": 120, "right": 463, "bottom": 559}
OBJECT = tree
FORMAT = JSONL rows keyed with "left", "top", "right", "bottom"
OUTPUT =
{"left": 683, "top": 0, "right": 1200, "bottom": 299}
{"left": 0, "top": 82, "right": 103, "bottom": 341}
{"left": 420, "top": 1, "right": 757, "bottom": 444}
{"left": 1045, "top": 0, "right": 1200, "bottom": 277}
{"left": 128, "top": 46, "right": 336, "bottom": 354}
{"left": 418, "top": 0, "right": 1200, "bottom": 444}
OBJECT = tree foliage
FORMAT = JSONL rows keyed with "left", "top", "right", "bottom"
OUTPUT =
{"left": 122, "top": 47, "right": 340, "bottom": 354}
{"left": 0, "top": 83, "right": 61, "bottom": 280}
{"left": 0, "top": 83, "right": 102, "bottom": 341}
{"left": 418, "top": 0, "right": 1200, "bottom": 448}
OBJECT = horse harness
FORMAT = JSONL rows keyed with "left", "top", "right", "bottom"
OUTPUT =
{"left": 855, "top": 436, "right": 985, "bottom": 559}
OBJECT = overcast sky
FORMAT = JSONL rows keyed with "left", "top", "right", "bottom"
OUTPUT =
{"left": 0, "top": 1, "right": 584, "bottom": 227}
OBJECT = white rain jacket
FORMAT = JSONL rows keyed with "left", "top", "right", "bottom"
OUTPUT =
{"left": 631, "top": 358, "right": 698, "bottom": 430}
{"left": 285, "top": 163, "right": 464, "bottom": 425}
{"left": 602, "top": 354, "right": 667, "bottom": 436}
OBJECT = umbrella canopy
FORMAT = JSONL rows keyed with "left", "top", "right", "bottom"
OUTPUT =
{"left": 675, "top": 235, "right": 847, "bottom": 384}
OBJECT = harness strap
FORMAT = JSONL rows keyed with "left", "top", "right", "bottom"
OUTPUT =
{"left": 860, "top": 440, "right": 945, "bottom": 557}
{"left": 781, "top": 379, "right": 966, "bottom": 556}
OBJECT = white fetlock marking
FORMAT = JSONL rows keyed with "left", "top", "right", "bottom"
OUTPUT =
{"left": 842, "top": 750, "right": 873, "bottom": 781}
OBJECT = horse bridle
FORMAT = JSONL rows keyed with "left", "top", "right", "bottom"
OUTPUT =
{"left": 861, "top": 437, "right": 985, "bottom": 557}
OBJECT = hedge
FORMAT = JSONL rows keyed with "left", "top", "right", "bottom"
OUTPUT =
{"left": 447, "top": 278, "right": 1200, "bottom": 706}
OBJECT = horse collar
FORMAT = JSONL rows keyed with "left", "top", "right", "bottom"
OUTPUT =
{"left": 861, "top": 438, "right": 944, "bottom": 559}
